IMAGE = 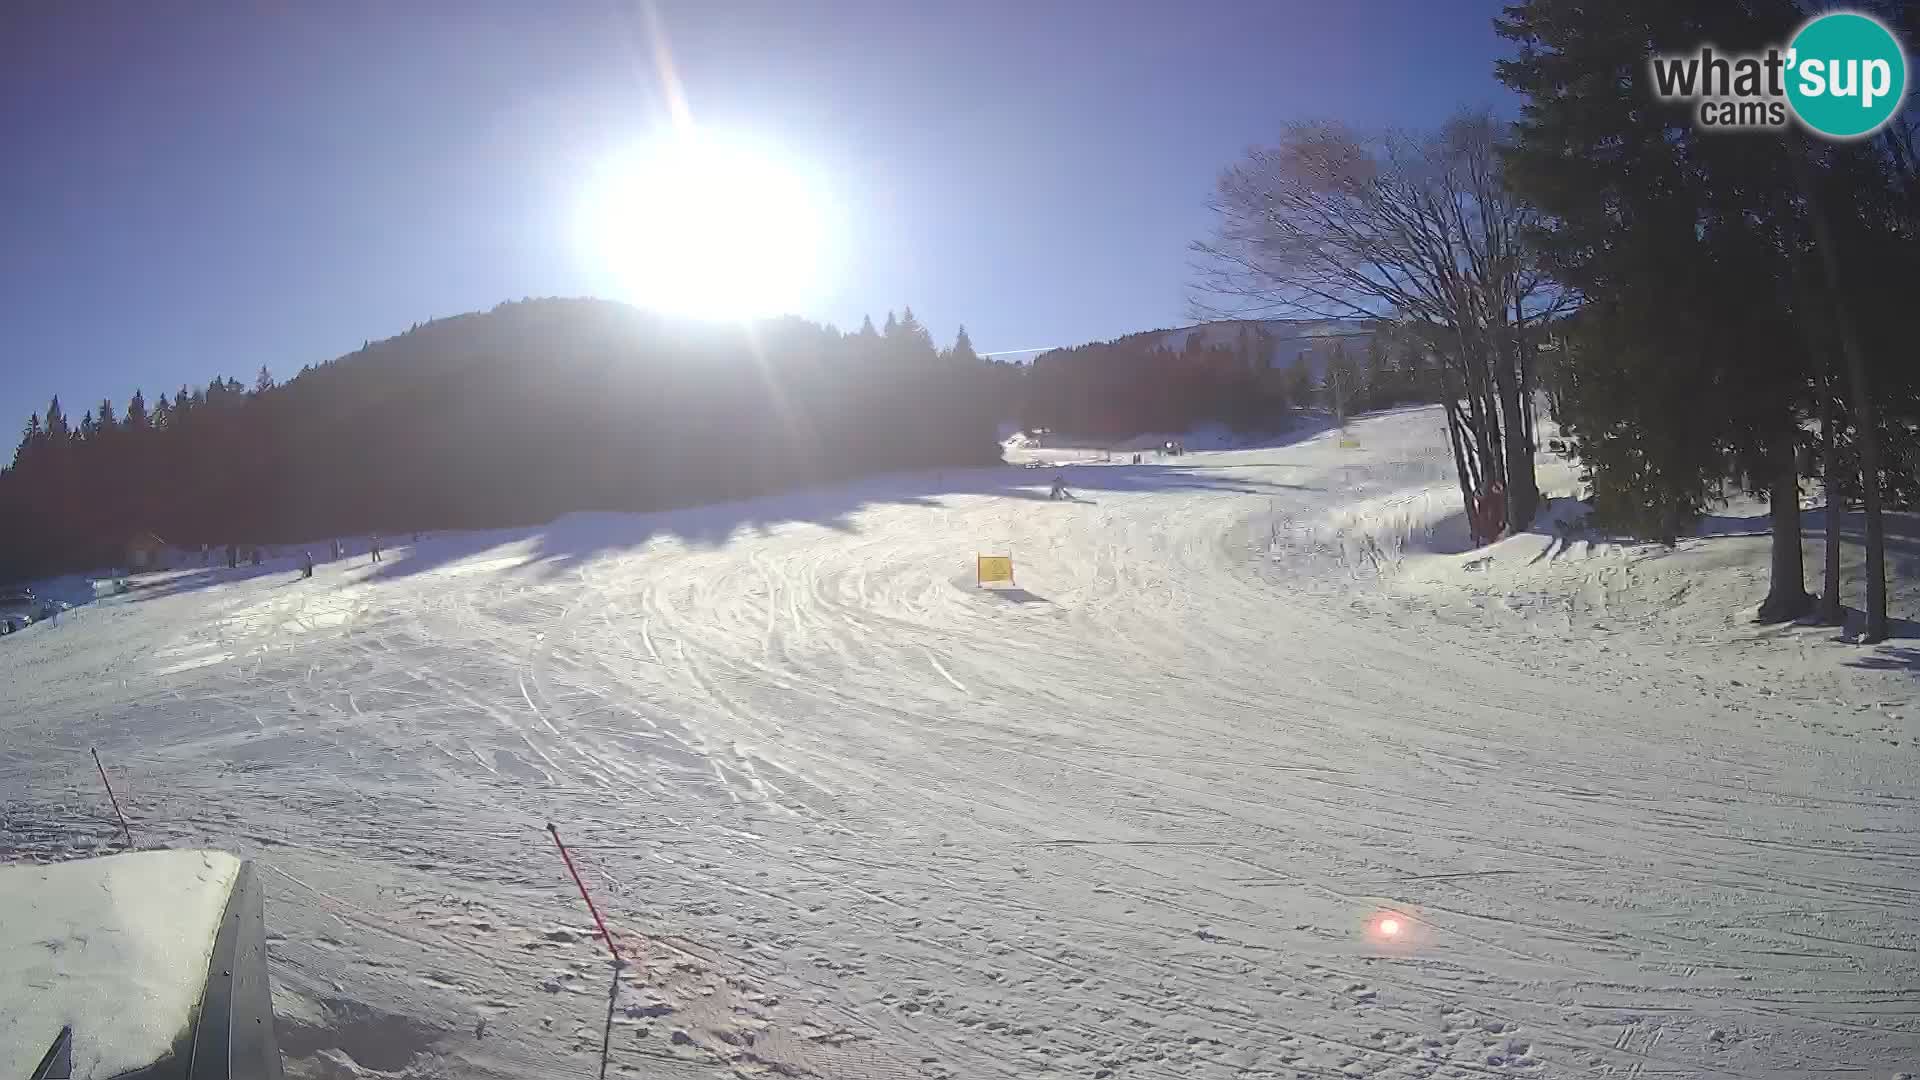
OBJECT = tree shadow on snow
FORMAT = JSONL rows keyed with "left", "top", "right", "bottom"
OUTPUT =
{"left": 1524, "top": 529, "right": 1579, "bottom": 566}
{"left": 358, "top": 459, "right": 1311, "bottom": 585}
{"left": 1707, "top": 504, "right": 1920, "bottom": 544}
{"left": 122, "top": 558, "right": 317, "bottom": 605}
{"left": 1847, "top": 645, "right": 1920, "bottom": 672}
{"left": 1801, "top": 505, "right": 1920, "bottom": 543}
{"left": 1833, "top": 605, "right": 1920, "bottom": 662}
{"left": 1525, "top": 502, "right": 1920, "bottom": 560}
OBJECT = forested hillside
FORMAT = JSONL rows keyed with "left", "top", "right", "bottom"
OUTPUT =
{"left": 1018, "top": 321, "right": 1441, "bottom": 438}
{"left": 0, "top": 299, "right": 1001, "bottom": 579}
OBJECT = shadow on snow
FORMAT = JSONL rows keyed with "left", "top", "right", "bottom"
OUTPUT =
{"left": 360, "top": 455, "right": 1322, "bottom": 585}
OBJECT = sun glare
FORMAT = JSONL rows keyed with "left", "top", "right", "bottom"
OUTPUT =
{"left": 1367, "top": 910, "right": 1417, "bottom": 946}
{"left": 583, "top": 133, "right": 832, "bottom": 320}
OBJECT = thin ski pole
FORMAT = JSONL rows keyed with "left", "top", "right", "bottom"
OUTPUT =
{"left": 547, "top": 822, "right": 623, "bottom": 967}
{"left": 91, "top": 748, "right": 134, "bottom": 849}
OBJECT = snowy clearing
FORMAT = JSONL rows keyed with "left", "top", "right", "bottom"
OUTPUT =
{"left": 3, "top": 404, "right": 1916, "bottom": 1079}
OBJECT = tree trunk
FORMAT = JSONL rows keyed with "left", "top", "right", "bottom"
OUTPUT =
{"left": 1520, "top": 340, "right": 1538, "bottom": 452}
{"left": 1444, "top": 402, "right": 1478, "bottom": 544}
{"left": 1516, "top": 300, "right": 1539, "bottom": 454}
{"left": 1848, "top": 361, "right": 1888, "bottom": 642}
{"left": 1461, "top": 366, "right": 1490, "bottom": 470}
{"left": 1817, "top": 376, "right": 1845, "bottom": 625}
{"left": 1756, "top": 425, "right": 1813, "bottom": 623}
{"left": 1440, "top": 360, "right": 1480, "bottom": 544}
{"left": 1797, "top": 144, "right": 1888, "bottom": 641}
{"left": 1492, "top": 331, "right": 1539, "bottom": 534}
{"left": 1476, "top": 384, "right": 1503, "bottom": 495}
{"left": 1452, "top": 325, "right": 1502, "bottom": 494}
{"left": 1544, "top": 337, "right": 1568, "bottom": 429}
{"left": 1789, "top": 248, "right": 1847, "bottom": 628}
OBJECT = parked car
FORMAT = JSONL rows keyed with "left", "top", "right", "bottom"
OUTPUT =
{"left": 0, "top": 587, "right": 39, "bottom": 633}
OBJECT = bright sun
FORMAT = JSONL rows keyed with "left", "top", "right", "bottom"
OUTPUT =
{"left": 584, "top": 133, "right": 830, "bottom": 320}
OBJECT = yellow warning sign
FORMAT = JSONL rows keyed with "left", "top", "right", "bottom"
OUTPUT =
{"left": 976, "top": 555, "right": 1015, "bottom": 586}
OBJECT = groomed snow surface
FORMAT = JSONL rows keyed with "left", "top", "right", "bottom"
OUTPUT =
{"left": 3, "top": 404, "right": 1915, "bottom": 1079}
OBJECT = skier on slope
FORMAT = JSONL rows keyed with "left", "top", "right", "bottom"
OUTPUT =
{"left": 1049, "top": 473, "right": 1071, "bottom": 501}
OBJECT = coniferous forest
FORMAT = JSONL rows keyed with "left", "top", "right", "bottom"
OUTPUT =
{"left": 1018, "top": 324, "right": 1442, "bottom": 439}
{"left": 0, "top": 297, "right": 1463, "bottom": 583}
{"left": 0, "top": 298, "right": 1006, "bottom": 580}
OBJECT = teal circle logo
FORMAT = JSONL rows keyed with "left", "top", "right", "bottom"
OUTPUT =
{"left": 1786, "top": 12, "right": 1907, "bottom": 138}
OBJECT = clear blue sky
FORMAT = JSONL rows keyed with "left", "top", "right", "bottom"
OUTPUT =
{"left": 0, "top": 0, "right": 1515, "bottom": 437}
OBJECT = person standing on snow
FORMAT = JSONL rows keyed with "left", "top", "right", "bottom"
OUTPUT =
{"left": 1049, "top": 474, "right": 1071, "bottom": 501}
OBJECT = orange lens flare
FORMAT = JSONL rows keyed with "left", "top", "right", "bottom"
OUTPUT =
{"left": 1366, "top": 910, "right": 1415, "bottom": 944}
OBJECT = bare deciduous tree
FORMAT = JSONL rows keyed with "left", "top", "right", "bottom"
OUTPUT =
{"left": 1190, "top": 110, "right": 1571, "bottom": 540}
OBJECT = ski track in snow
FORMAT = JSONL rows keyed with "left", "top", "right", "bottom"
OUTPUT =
{"left": 3, "top": 405, "right": 1917, "bottom": 1079}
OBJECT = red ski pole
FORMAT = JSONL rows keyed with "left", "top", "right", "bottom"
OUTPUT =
{"left": 91, "top": 748, "right": 134, "bottom": 850}
{"left": 547, "top": 823, "right": 623, "bottom": 967}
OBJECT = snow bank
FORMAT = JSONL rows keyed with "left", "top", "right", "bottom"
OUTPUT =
{"left": 0, "top": 850, "right": 240, "bottom": 1080}
{"left": 1272, "top": 413, "right": 1914, "bottom": 680}
{"left": 1400, "top": 492, "right": 1920, "bottom": 647}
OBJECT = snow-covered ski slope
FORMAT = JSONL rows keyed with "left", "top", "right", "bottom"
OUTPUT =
{"left": 4, "top": 405, "right": 1915, "bottom": 1079}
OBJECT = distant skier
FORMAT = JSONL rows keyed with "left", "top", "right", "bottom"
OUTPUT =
{"left": 369, "top": 534, "right": 382, "bottom": 563}
{"left": 226, "top": 543, "right": 238, "bottom": 569}
{"left": 301, "top": 551, "right": 314, "bottom": 579}
{"left": 1049, "top": 474, "right": 1071, "bottom": 501}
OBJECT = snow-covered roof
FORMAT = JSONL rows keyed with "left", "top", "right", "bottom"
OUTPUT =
{"left": 0, "top": 851, "right": 241, "bottom": 1080}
